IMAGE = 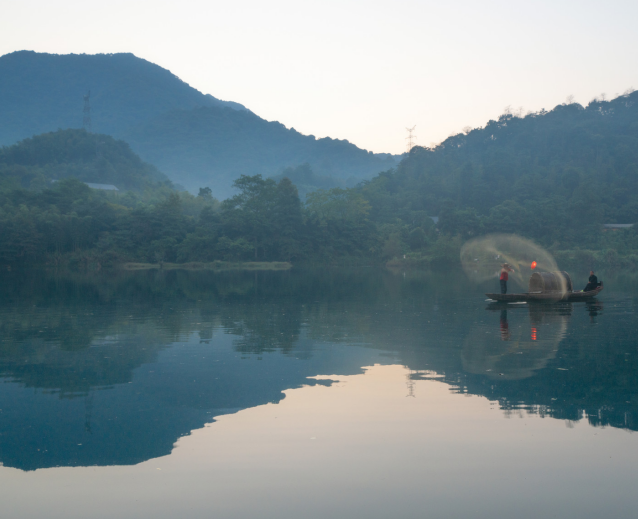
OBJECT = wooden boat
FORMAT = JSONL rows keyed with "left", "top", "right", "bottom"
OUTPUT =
{"left": 486, "top": 271, "right": 603, "bottom": 302}
{"left": 486, "top": 285, "right": 603, "bottom": 302}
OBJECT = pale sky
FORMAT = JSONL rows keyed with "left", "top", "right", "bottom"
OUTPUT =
{"left": 2, "top": 0, "right": 637, "bottom": 154}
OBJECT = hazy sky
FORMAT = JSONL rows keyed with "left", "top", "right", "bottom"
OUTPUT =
{"left": 2, "top": 0, "right": 637, "bottom": 154}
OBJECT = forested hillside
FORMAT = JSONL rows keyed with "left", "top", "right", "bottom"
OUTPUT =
{"left": 0, "top": 50, "right": 244, "bottom": 146}
{"left": 0, "top": 127, "right": 376, "bottom": 267}
{"left": 362, "top": 91, "right": 638, "bottom": 251}
{"left": 0, "top": 51, "right": 399, "bottom": 197}
{"left": 0, "top": 129, "right": 170, "bottom": 192}
{"left": 2, "top": 85, "right": 638, "bottom": 270}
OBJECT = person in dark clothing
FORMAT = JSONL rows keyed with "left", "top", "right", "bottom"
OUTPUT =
{"left": 499, "top": 264, "right": 514, "bottom": 294}
{"left": 583, "top": 271, "right": 598, "bottom": 292}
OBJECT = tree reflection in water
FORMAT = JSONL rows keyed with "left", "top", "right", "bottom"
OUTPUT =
{"left": 0, "top": 268, "right": 633, "bottom": 471}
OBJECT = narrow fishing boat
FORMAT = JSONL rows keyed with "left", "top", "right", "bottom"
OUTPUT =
{"left": 486, "top": 271, "right": 603, "bottom": 302}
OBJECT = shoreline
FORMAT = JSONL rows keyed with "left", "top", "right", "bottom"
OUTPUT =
{"left": 120, "top": 261, "right": 292, "bottom": 271}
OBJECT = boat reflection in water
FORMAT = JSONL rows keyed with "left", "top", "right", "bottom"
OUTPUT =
{"left": 586, "top": 299, "right": 604, "bottom": 322}
{"left": 462, "top": 303, "right": 573, "bottom": 380}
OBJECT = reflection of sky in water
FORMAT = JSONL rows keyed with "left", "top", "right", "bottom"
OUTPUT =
{"left": 0, "top": 269, "right": 636, "bottom": 518}
{"left": 2, "top": 365, "right": 638, "bottom": 519}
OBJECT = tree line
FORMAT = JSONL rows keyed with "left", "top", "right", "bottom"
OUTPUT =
{"left": 0, "top": 173, "right": 384, "bottom": 268}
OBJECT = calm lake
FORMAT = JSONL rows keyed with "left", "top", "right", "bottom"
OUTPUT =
{"left": 0, "top": 268, "right": 637, "bottom": 519}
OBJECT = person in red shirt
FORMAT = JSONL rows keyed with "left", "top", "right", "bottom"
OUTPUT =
{"left": 499, "top": 309, "right": 511, "bottom": 340}
{"left": 499, "top": 263, "right": 514, "bottom": 294}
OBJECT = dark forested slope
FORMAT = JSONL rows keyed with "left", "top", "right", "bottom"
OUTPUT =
{"left": 0, "top": 129, "right": 170, "bottom": 192}
{"left": 362, "top": 91, "right": 638, "bottom": 247}
{"left": 0, "top": 51, "right": 399, "bottom": 197}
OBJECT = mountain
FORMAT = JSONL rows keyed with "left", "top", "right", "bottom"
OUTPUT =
{"left": 122, "top": 105, "right": 399, "bottom": 195}
{"left": 0, "top": 51, "right": 399, "bottom": 197}
{"left": 0, "top": 50, "right": 245, "bottom": 146}
{"left": 0, "top": 128, "right": 170, "bottom": 192}
{"left": 362, "top": 91, "right": 638, "bottom": 246}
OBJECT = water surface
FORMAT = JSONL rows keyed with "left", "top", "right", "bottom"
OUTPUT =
{"left": 0, "top": 268, "right": 636, "bottom": 518}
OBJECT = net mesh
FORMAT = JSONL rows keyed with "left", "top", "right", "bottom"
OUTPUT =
{"left": 460, "top": 234, "right": 567, "bottom": 295}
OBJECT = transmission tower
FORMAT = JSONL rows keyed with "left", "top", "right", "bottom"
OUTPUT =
{"left": 83, "top": 91, "right": 92, "bottom": 132}
{"left": 405, "top": 367, "right": 416, "bottom": 397}
{"left": 406, "top": 125, "right": 416, "bottom": 153}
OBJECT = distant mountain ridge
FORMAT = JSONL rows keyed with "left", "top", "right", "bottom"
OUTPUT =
{"left": 123, "top": 105, "right": 399, "bottom": 194}
{"left": 0, "top": 51, "right": 400, "bottom": 197}
{"left": 0, "top": 51, "right": 246, "bottom": 144}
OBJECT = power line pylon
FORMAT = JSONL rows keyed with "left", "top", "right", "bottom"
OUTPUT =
{"left": 83, "top": 91, "right": 92, "bottom": 132}
{"left": 406, "top": 125, "right": 416, "bottom": 153}
{"left": 405, "top": 367, "right": 416, "bottom": 397}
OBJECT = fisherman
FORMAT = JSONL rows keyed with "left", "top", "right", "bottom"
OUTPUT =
{"left": 583, "top": 270, "right": 598, "bottom": 292}
{"left": 499, "top": 263, "right": 514, "bottom": 294}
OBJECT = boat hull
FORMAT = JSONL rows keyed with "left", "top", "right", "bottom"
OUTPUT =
{"left": 486, "top": 286, "right": 603, "bottom": 302}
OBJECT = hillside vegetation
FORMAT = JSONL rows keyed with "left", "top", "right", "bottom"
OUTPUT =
{"left": 0, "top": 129, "right": 170, "bottom": 192}
{"left": 2, "top": 91, "right": 638, "bottom": 270}
{"left": 0, "top": 51, "right": 399, "bottom": 197}
{"left": 0, "top": 50, "right": 244, "bottom": 147}
{"left": 0, "top": 128, "right": 374, "bottom": 268}
{"left": 361, "top": 91, "right": 638, "bottom": 256}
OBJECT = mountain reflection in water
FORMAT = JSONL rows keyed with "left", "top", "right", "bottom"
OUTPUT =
{"left": 0, "top": 268, "right": 636, "bottom": 471}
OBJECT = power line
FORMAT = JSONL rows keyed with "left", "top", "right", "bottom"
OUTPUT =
{"left": 406, "top": 125, "right": 416, "bottom": 152}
